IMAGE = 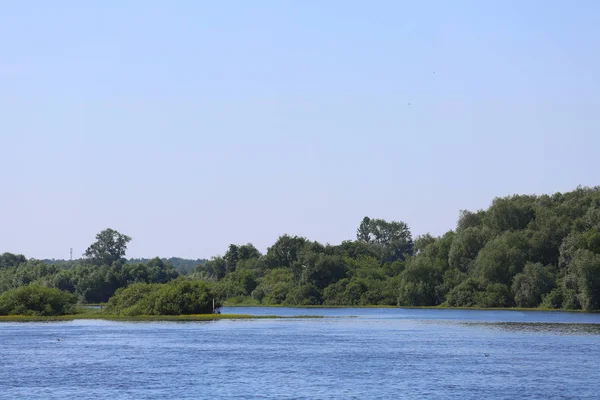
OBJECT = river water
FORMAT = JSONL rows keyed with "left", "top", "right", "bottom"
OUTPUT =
{"left": 1, "top": 307, "right": 600, "bottom": 399}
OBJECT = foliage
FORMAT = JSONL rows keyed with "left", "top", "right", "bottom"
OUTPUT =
{"left": 104, "top": 279, "right": 219, "bottom": 316}
{"left": 4, "top": 186, "right": 600, "bottom": 310}
{"left": 0, "top": 253, "right": 27, "bottom": 269}
{"left": 0, "top": 285, "right": 75, "bottom": 316}
{"left": 511, "top": 263, "right": 555, "bottom": 308}
{"left": 84, "top": 228, "right": 132, "bottom": 266}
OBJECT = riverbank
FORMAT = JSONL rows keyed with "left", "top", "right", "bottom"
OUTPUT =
{"left": 0, "top": 307, "right": 324, "bottom": 322}
{"left": 0, "top": 314, "right": 324, "bottom": 322}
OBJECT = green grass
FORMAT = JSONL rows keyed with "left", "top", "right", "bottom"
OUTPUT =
{"left": 0, "top": 306, "right": 324, "bottom": 322}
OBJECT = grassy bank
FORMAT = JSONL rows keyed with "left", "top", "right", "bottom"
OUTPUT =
{"left": 0, "top": 306, "right": 324, "bottom": 322}
{"left": 0, "top": 313, "right": 324, "bottom": 322}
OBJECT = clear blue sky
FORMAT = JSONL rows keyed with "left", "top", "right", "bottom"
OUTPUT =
{"left": 1, "top": 1, "right": 599, "bottom": 260}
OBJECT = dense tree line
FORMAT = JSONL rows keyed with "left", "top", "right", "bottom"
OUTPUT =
{"left": 127, "top": 258, "right": 207, "bottom": 275}
{"left": 199, "top": 186, "right": 600, "bottom": 310}
{"left": 2, "top": 186, "right": 600, "bottom": 312}
{"left": 0, "top": 229, "right": 179, "bottom": 303}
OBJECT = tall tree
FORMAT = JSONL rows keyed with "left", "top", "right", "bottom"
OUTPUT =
{"left": 265, "top": 235, "right": 308, "bottom": 268}
{"left": 356, "top": 217, "right": 372, "bottom": 243}
{"left": 84, "top": 229, "right": 132, "bottom": 266}
{"left": 0, "top": 253, "right": 26, "bottom": 268}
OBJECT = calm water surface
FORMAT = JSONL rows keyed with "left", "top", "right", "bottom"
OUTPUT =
{"left": 1, "top": 307, "right": 600, "bottom": 399}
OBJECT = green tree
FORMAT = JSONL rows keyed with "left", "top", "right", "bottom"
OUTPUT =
{"left": 472, "top": 231, "right": 529, "bottom": 284}
{"left": 284, "top": 284, "right": 321, "bottom": 306}
{"left": 484, "top": 195, "right": 536, "bottom": 234}
{"left": 477, "top": 283, "right": 513, "bottom": 308}
{"left": 84, "top": 229, "right": 131, "bottom": 266}
{"left": 567, "top": 250, "right": 600, "bottom": 311}
{"left": 301, "top": 254, "right": 347, "bottom": 289}
{"left": 0, "top": 253, "right": 27, "bottom": 269}
{"left": 265, "top": 235, "right": 308, "bottom": 268}
{"left": 511, "top": 262, "right": 555, "bottom": 307}
{"left": 456, "top": 210, "right": 485, "bottom": 231}
{"left": 397, "top": 256, "right": 443, "bottom": 306}
{"left": 203, "top": 257, "right": 227, "bottom": 279}
{"left": 223, "top": 244, "right": 240, "bottom": 274}
{"left": 356, "top": 217, "right": 372, "bottom": 243}
{"left": 448, "top": 227, "right": 488, "bottom": 272}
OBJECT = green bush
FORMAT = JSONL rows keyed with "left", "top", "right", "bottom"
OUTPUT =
{"left": 541, "top": 288, "right": 564, "bottom": 309}
{"left": 0, "top": 285, "right": 76, "bottom": 316}
{"left": 445, "top": 278, "right": 486, "bottom": 307}
{"left": 104, "top": 280, "right": 219, "bottom": 316}
{"left": 284, "top": 284, "right": 321, "bottom": 306}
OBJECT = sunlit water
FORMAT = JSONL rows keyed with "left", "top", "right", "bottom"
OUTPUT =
{"left": 2, "top": 308, "right": 600, "bottom": 399}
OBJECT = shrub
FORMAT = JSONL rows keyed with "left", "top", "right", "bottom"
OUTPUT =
{"left": 104, "top": 280, "right": 219, "bottom": 316}
{"left": 0, "top": 285, "right": 76, "bottom": 316}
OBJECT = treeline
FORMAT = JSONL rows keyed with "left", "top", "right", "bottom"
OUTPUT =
{"left": 42, "top": 257, "right": 206, "bottom": 275}
{"left": 127, "top": 257, "right": 207, "bottom": 275}
{"left": 0, "top": 256, "right": 179, "bottom": 303}
{"left": 200, "top": 186, "right": 600, "bottom": 310}
{"left": 1, "top": 186, "right": 600, "bottom": 314}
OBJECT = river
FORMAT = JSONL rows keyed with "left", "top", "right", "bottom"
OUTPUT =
{"left": 1, "top": 307, "right": 600, "bottom": 399}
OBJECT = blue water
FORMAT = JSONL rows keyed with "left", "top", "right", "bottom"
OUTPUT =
{"left": 1, "top": 307, "right": 600, "bottom": 399}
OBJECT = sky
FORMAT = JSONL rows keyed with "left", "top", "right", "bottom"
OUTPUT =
{"left": 1, "top": 1, "right": 599, "bottom": 260}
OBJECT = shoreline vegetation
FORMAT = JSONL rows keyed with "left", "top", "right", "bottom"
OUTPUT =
{"left": 1, "top": 303, "right": 598, "bottom": 323}
{"left": 0, "top": 313, "right": 325, "bottom": 323}
{"left": 2, "top": 186, "right": 600, "bottom": 317}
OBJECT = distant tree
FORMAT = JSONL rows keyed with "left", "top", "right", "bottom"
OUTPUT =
{"left": 484, "top": 195, "right": 536, "bottom": 233}
{"left": 237, "top": 243, "right": 261, "bottom": 261}
{"left": 356, "top": 217, "right": 413, "bottom": 263}
{"left": 0, "top": 253, "right": 27, "bottom": 268}
{"left": 356, "top": 217, "right": 372, "bottom": 243}
{"left": 456, "top": 210, "right": 485, "bottom": 231}
{"left": 265, "top": 235, "right": 308, "bottom": 268}
{"left": 223, "top": 243, "right": 262, "bottom": 274}
{"left": 84, "top": 229, "right": 131, "bottom": 266}
{"left": 203, "top": 257, "right": 227, "bottom": 280}
{"left": 223, "top": 244, "right": 240, "bottom": 274}
{"left": 414, "top": 234, "right": 436, "bottom": 255}
{"left": 301, "top": 254, "right": 348, "bottom": 289}
{"left": 357, "top": 217, "right": 412, "bottom": 248}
